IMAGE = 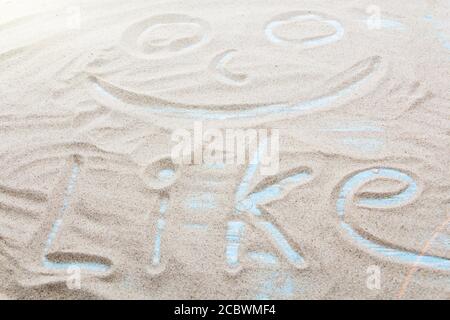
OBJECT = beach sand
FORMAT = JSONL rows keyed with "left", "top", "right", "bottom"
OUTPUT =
{"left": 0, "top": 0, "right": 449, "bottom": 299}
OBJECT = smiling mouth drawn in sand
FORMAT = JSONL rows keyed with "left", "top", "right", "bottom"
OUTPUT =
{"left": 89, "top": 12, "right": 385, "bottom": 122}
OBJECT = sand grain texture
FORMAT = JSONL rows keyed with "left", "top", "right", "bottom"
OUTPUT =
{"left": 0, "top": 0, "right": 449, "bottom": 299}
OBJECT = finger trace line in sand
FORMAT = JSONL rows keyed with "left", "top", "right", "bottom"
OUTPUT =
{"left": 151, "top": 196, "right": 169, "bottom": 268}
{"left": 227, "top": 138, "right": 310, "bottom": 271}
{"left": 145, "top": 157, "right": 178, "bottom": 273}
{"left": 320, "top": 122, "right": 385, "bottom": 153}
{"left": 397, "top": 217, "right": 450, "bottom": 298}
{"left": 376, "top": 19, "right": 405, "bottom": 30}
{"left": 226, "top": 221, "right": 246, "bottom": 270}
{"left": 43, "top": 158, "right": 110, "bottom": 272}
{"left": 337, "top": 168, "right": 450, "bottom": 271}
{"left": 265, "top": 12, "right": 344, "bottom": 48}
{"left": 90, "top": 55, "right": 382, "bottom": 121}
{"left": 121, "top": 14, "right": 211, "bottom": 59}
{"left": 248, "top": 252, "right": 279, "bottom": 266}
{"left": 424, "top": 15, "right": 450, "bottom": 51}
{"left": 321, "top": 124, "right": 384, "bottom": 133}
{"left": 209, "top": 50, "right": 248, "bottom": 86}
{"left": 237, "top": 170, "right": 313, "bottom": 216}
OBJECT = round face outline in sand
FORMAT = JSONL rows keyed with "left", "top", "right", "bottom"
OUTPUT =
{"left": 90, "top": 11, "right": 386, "bottom": 125}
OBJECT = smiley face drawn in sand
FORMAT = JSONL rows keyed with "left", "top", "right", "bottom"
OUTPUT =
{"left": 88, "top": 11, "right": 386, "bottom": 125}
{"left": 2, "top": 5, "right": 448, "bottom": 299}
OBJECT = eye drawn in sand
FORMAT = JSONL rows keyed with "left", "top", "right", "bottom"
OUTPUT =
{"left": 90, "top": 55, "right": 384, "bottom": 122}
{"left": 120, "top": 14, "right": 211, "bottom": 59}
{"left": 265, "top": 11, "right": 344, "bottom": 48}
{"left": 336, "top": 168, "right": 450, "bottom": 271}
{"left": 226, "top": 138, "right": 313, "bottom": 273}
